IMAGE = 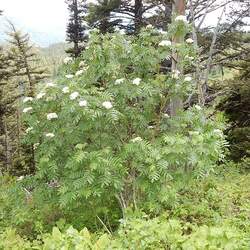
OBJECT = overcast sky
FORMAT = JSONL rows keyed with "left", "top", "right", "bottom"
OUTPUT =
{"left": 0, "top": 0, "right": 248, "bottom": 47}
{"left": 0, "top": 0, "right": 68, "bottom": 46}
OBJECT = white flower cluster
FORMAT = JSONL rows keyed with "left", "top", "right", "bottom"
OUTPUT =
{"left": 115, "top": 78, "right": 125, "bottom": 85}
{"left": 175, "top": 15, "right": 187, "bottom": 23}
{"left": 46, "top": 82, "right": 56, "bottom": 88}
{"left": 186, "top": 38, "right": 194, "bottom": 44}
{"left": 36, "top": 92, "right": 46, "bottom": 99}
{"left": 62, "top": 86, "right": 70, "bottom": 93}
{"left": 194, "top": 105, "right": 202, "bottom": 110}
{"left": 102, "top": 101, "right": 113, "bottom": 109}
{"left": 17, "top": 176, "right": 24, "bottom": 181}
{"left": 184, "top": 76, "right": 192, "bottom": 82}
{"left": 146, "top": 24, "right": 153, "bottom": 29}
{"left": 65, "top": 74, "right": 74, "bottom": 79}
{"left": 189, "top": 131, "right": 200, "bottom": 136}
{"left": 214, "top": 129, "right": 223, "bottom": 137}
{"left": 47, "top": 113, "right": 58, "bottom": 120}
{"left": 79, "top": 100, "right": 88, "bottom": 107}
{"left": 159, "top": 30, "right": 167, "bottom": 35}
{"left": 131, "top": 137, "right": 142, "bottom": 143}
{"left": 79, "top": 61, "right": 86, "bottom": 68}
{"left": 64, "top": 57, "right": 73, "bottom": 64}
{"left": 45, "top": 133, "right": 55, "bottom": 138}
{"left": 75, "top": 70, "right": 84, "bottom": 77}
{"left": 159, "top": 40, "right": 172, "bottom": 47}
{"left": 70, "top": 92, "right": 79, "bottom": 100}
{"left": 23, "top": 97, "right": 33, "bottom": 103}
{"left": 25, "top": 127, "right": 33, "bottom": 133}
{"left": 185, "top": 55, "right": 194, "bottom": 61}
{"left": 23, "top": 107, "right": 33, "bottom": 113}
{"left": 132, "top": 78, "right": 141, "bottom": 85}
{"left": 172, "top": 70, "right": 181, "bottom": 79}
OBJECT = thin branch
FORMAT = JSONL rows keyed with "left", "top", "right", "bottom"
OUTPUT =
{"left": 189, "top": 0, "right": 204, "bottom": 105}
{"left": 96, "top": 215, "right": 112, "bottom": 235}
{"left": 203, "top": 5, "right": 226, "bottom": 88}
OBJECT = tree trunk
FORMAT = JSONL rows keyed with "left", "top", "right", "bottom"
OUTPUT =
{"left": 3, "top": 115, "right": 12, "bottom": 171}
{"left": 134, "top": 0, "right": 143, "bottom": 33}
{"left": 170, "top": 0, "right": 186, "bottom": 117}
{"left": 0, "top": 108, "right": 5, "bottom": 171}
{"left": 73, "top": 0, "right": 80, "bottom": 57}
{"left": 203, "top": 6, "right": 226, "bottom": 99}
{"left": 189, "top": 0, "right": 205, "bottom": 105}
{"left": 16, "top": 108, "right": 21, "bottom": 159}
{"left": 163, "top": 0, "right": 172, "bottom": 29}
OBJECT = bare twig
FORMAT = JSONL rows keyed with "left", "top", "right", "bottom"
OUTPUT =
{"left": 203, "top": 5, "right": 226, "bottom": 91}
{"left": 189, "top": 0, "right": 204, "bottom": 105}
{"left": 97, "top": 216, "right": 112, "bottom": 235}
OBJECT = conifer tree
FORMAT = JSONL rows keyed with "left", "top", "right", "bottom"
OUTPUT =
{"left": 87, "top": 0, "right": 121, "bottom": 34}
{"left": 65, "top": 0, "right": 88, "bottom": 57}
{"left": 0, "top": 14, "right": 17, "bottom": 172}
{"left": 0, "top": 46, "right": 20, "bottom": 172}
{"left": 86, "top": 0, "right": 173, "bottom": 34}
{"left": 0, "top": 47, "right": 10, "bottom": 171}
{"left": 7, "top": 22, "right": 47, "bottom": 97}
{"left": 0, "top": 9, "right": 8, "bottom": 170}
{"left": 6, "top": 23, "right": 47, "bottom": 174}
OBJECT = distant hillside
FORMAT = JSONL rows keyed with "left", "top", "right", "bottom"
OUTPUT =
{"left": 39, "top": 42, "right": 69, "bottom": 57}
{"left": 0, "top": 39, "right": 69, "bottom": 77}
{"left": 37, "top": 42, "right": 70, "bottom": 77}
{"left": 40, "top": 42, "right": 69, "bottom": 56}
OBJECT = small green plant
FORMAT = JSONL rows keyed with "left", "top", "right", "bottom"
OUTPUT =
{"left": 42, "top": 227, "right": 110, "bottom": 250}
{"left": 0, "top": 228, "right": 34, "bottom": 250}
{"left": 1, "top": 218, "right": 249, "bottom": 250}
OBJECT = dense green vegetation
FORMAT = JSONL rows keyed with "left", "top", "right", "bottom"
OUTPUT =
{"left": 0, "top": 0, "right": 249, "bottom": 249}
{"left": 1, "top": 165, "right": 250, "bottom": 249}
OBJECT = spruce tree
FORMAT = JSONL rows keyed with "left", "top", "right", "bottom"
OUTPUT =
{"left": 65, "top": 0, "right": 88, "bottom": 58}
{"left": 0, "top": 15, "right": 17, "bottom": 172}
{"left": 7, "top": 22, "right": 47, "bottom": 97}
{"left": 6, "top": 23, "right": 47, "bottom": 174}
{"left": 87, "top": 0, "right": 121, "bottom": 34}
{"left": 86, "top": 0, "right": 173, "bottom": 34}
{"left": 0, "top": 46, "right": 19, "bottom": 172}
{"left": 0, "top": 47, "right": 10, "bottom": 171}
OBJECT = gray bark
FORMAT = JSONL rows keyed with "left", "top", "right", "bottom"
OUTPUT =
{"left": 170, "top": 0, "right": 185, "bottom": 117}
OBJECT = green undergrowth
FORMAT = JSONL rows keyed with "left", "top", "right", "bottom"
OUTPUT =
{"left": 167, "top": 166, "right": 250, "bottom": 233}
{"left": 1, "top": 164, "right": 250, "bottom": 249}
